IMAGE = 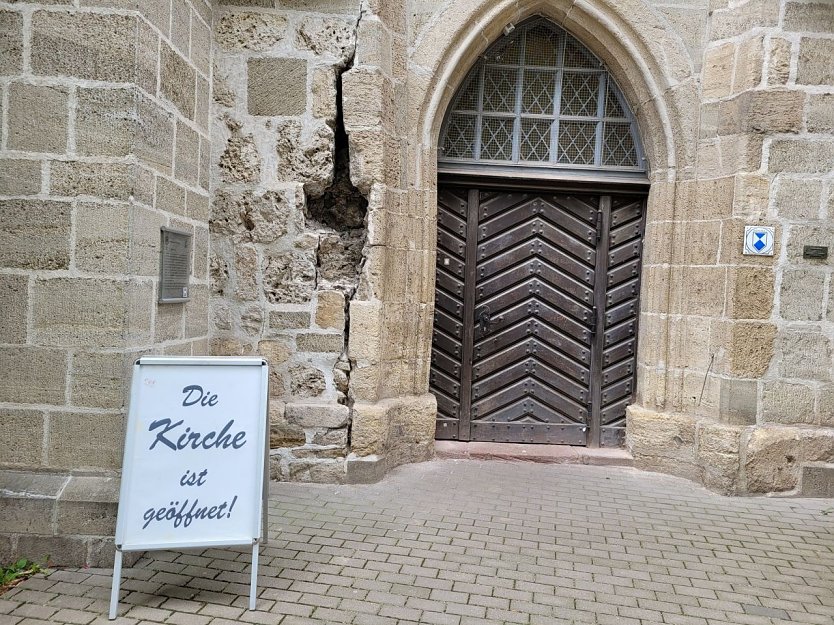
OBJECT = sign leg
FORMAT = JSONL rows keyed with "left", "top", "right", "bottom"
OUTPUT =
{"left": 249, "top": 542, "right": 259, "bottom": 610}
{"left": 108, "top": 549, "right": 123, "bottom": 620}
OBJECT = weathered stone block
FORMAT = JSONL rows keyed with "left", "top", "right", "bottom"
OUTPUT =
{"left": 275, "top": 120, "right": 334, "bottom": 195}
{"left": 215, "top": 11, "right": 288, "bottom": 51}
{"left": 269, "top": 310, "right": 311, "bottom": 331}
{"left": 8, "top": 83, "right": 68, "bottom": 153}
{"left": 70, "top": 351, "right": 126, "bottom": 410}
{"left": 16, "top": 535, "right": 88, "bottom": 567}
{"left": 286, "top": 402, "right": 348, "bottom": 428}
{"left": 137, "top": 96, "right": 175, "bottom": 173}
{"left": 710, "top": 0, "right": 778, "bottom": 40}
{"left": 50, "top": 161, "right": 134, "bottom": 201}
{"left": 727, "top": 267, "right": 773, "bottom": 320}
{"left": 766, "top": 37, "right": 791, "bottom": 85}
{"left": 0, "top": 274, "right": 28, "bottom": 344}
{"left": 0, "top": 496, "right": 55, "bottom": 535}
{"left": 351, "top": 401, "right": 387, "bottom": 456}
{"left": 697, "top": 422, "right": 741, "bottom": 495}
{"left": 719, "top": 219, "right": 779, "bottom": 265}
{"left": 185, "top": 284, "right": 209, "bottom": 339}
{"left": 75, "top": 87, "right": 135, "bottom": 157}
{"left": 211, "top": 188, "right": 297, "bottom": 244}
{"left": 346, "top": 454, "right": 387, "bottom": 484}
{"left": 762, "top": 381, "right": 815, "bottom": 425}
{"left": 744, "top": 427, "right": 801, "bottom": 493}
{"left": 170, "top": 0, "right": 190, "bottom": 57}
{"left": 296, "top": 332, "right": 343, "bottom": 353}
{"left": 48, "top": 411, "right": 124, "bottom": 471}
{"left": 32, "top": 11, "right": 137, "bottom": 82}
{"left": 780, "top": 269, "right": 825, "bottom": 321}
{"left": 311, "top": 427, "right": 348, "bottom": 447}
{"left": 728, "top": 322, "right": 775, "bottom": 378}
{"left": 798, "top": 463, "right": 834, "bottom": 498}
{"left": 797, "top": 37, "right": 834, "bottom": 85}
{"left": 155, "top": 302, "right": 185, "bottom": 343}
{"left": 732, "top": 36, "right": 764, "bottom": 93}
{"left": 56, "top": 475, "right": 119, "bottom": 535}
{"left": 75, "top": 203, "right": 129, "bottom": 274}
{"left": 0, "top": 346, "right": 67, "bottom": 405}
{"left": 287, "top": 459, "right": 346, "bottom": 484}
{"left": 778, "top": 329, "right": 831, "bottom": 381}
{"left": 262, "top": 250, "right": 316, "bottom": 304}
{"left": 219, "top": 132, "right": 261, "bottom": 183}
{"left": 161, "top": 42, "right": 196, "bottom": 119}
{"left": 315, "top": 290, "right": 346, "bottom": 330}
{"left": 785, "top": 1, "right": 834, "bottom": 32}
{"left": 670, "top": 266, "right": 726, "bottom": 316}
{"left": 289, "top": 364, "right": 325, "bottom": 397}
{"left": 248, "top": 58, "right": 307, "bottom": 116}
{"left": 0, "top": 10, "right": 23, "bottom": 75}
{"left": 175, "top": 121, "right": 200, "bottom": 186}
{"left": 775, "top": 178, "right": 822, "bottom": 220}
{"left": 312, "top": 66, "right": 337, "bottom": 121}
{"left": 32, "top": 278, "right": 131, "bottom": 347}
{"left": 0, "top": 199, "right": 71, "bottom": 270}
{"left": 0, "top": 158, "right": 41, "bottom": 195}
{"left": 807, "top": 94, "right": 834, "bottom": 134}
{"left": 295, "top": 16, "right": 355, "bottom": 62}
{"left": 234, "top": 245, "right": 259, "bottom": 301}
{"left": 701, "top": 43, "right": 734, "bottom": 100}
{"left": 769, "top": 139, "right": 834, "bottom": 174}
{"left": 0, "top": 409, "right": 44, "bottom": 466}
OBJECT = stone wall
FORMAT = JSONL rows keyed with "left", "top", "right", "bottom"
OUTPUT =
{"left": 0, "top": 0, "right": 212, "bottom": 564}
{"left": 209, "top": 0, "right": 436, "bottom": 484}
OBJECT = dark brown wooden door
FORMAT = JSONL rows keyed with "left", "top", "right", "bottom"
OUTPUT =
{"left": 431, "top": 186, "right": 645, "bottom": 447}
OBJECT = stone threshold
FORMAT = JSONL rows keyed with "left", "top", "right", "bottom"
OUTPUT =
{"left": 435, "top": 441, "right": 634, "bottom": 466}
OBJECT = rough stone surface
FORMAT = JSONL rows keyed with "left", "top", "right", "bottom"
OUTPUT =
{"left": 211, "top": 189, "right": 297, "bottom": 244}
{"left": 729, "top": 322, "right": 776, "bottom": 377}
{"left": 262, "top": 250, "right": 317, "bottom": 304}
{"left": 295, "top": 17, "right": 355, "bottom": 63}
{"left": 275, "top": 120, "right": 335, "bottom": 195}
{"left": 286, "top": 402, "right": 350, "bottom": 428}
{"left": 218, "top": 131, "right": 261, "bottom": 183}
{"left": 289, "top": 363, "right": 325, "bottom": 397}
{"left": 744, "top": 427, "right": 801, "bottom": 493}
{"left": 215, "top": 11, "right": 288, "bottom": 51}
{"left": 797, "top": 37, "right": 834, "bottom": 84}
{"left": 315, "top": 290, "right": 346, "bottom": 330}
{"left": 8, "top": 83, "right": 68, "bottom": 153}
{"left": 0, "top": 200, "right": 71, "bottom": 270}
{"left": 248, "top": 58, "right": 308, "bottom": 116}
{"left": 778, "top": 329, "right": 831, "bottom": 381}
{"left": 0, "top": 158, "right": 40, "bottom": 195}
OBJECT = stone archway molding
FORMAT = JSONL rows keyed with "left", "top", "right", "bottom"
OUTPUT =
{"left": 409, "top": 0, "right": 699, "bottom": 185}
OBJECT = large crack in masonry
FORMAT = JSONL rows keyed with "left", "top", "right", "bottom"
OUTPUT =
{"left": 304, "top": 52, "right": 368, "bottom": 416}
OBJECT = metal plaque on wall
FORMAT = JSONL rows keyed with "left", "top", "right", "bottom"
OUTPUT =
{"left": 159, "top": 228, "right": 192, "bottom": 303}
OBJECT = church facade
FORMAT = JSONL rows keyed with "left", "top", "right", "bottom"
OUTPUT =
{"left": 1, "top": 0, "right": 833, "bottom": 565}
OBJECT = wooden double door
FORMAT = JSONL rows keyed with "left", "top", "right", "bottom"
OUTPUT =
{"left": 430, "top": 184, "right": 647, "bottom": 447}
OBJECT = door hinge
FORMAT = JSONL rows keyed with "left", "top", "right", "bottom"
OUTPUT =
{"left": 589, "top": 305, "right": 598, "bottom": 336}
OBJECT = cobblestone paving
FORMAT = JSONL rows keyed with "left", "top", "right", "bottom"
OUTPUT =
{"left": 2, "top": 460, "right": 833, "bottom": 625}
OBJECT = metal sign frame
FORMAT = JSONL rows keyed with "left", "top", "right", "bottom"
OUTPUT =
{"left": 109, "top": 356, "right": 269, "bottom": 619}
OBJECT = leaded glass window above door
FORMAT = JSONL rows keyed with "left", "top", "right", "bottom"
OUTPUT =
{"left": 439, "top": 18, "right": 647, "bottom": 180}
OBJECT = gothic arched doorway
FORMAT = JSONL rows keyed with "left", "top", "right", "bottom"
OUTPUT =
{"left": 430, "top": 17, "right": 649, "bottom": 447}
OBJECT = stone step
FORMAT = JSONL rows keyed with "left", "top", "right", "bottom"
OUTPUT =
{"left": 434, "top": 441, "right": 633, "bottom": 466}
{"left": 798, "top": 462, "right": 834, "bottom": 497}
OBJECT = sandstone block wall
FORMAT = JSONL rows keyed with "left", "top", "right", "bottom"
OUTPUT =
{"left": 210, "top": 0, "right": 436, "bottom": 484}
{"left": 0, "top": 0, "right": 212, "bottom": 564}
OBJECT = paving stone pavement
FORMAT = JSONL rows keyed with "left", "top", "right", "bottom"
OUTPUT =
{"left": 1, "top": 460, "right": 833, "bottom": 625}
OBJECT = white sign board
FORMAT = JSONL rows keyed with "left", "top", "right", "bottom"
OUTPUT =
{"left": 743, "top": 225, "right": 775, "bottom": 256}
{"left": 109, "top": 356, "right": 268, "bottom": 619}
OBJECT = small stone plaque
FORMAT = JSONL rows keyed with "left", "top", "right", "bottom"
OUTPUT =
{"left": 743, "top": 225, "right": 775, "bottom": 256}
{"left": 159, "top": 227, "right": 192, "bottom": 303}
{"left": 803, "top": 245, "right": 828, "bottom": 260}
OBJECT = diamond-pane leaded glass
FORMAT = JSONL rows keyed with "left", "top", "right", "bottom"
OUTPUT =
{"left": 561, "top": 72, "right": 600, "bottom": 117}
{"left": 483, "top": 66, "right": 517, "bottom": 113}
{"left": 520, "top": 119, "right": 552, "bottom": 161}
{"left": 602, "top": 122, "right": 637, "bottom": 167}
{"left": 455, "top": 74, "right": 480, "bottom": 112}
{"left": 558, "top": 121, "right": 597, "bottom": 165}
{"left": 522, "top": 70, "right": 556, "bottom": 115}
{"left": 480, "top": 117, "right": 514, "bottom": 160}
{"left": 438, "top": 17, "right": 644, "bottom": 173}
{"left": 442, "top": 114, "right": 477, "bottom": 159}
